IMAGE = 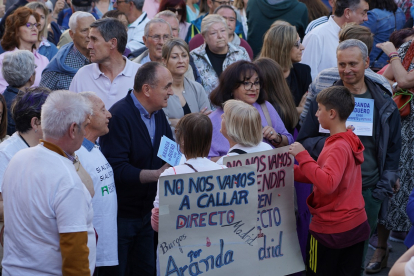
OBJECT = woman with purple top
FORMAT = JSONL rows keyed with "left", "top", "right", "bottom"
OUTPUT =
{"left": 208, "top": 60, "right": 294, "bottom": 161}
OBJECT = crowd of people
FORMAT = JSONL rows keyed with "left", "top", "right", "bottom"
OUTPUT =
{"left": 1, "top": 0, "right": 414, "bottom": 275}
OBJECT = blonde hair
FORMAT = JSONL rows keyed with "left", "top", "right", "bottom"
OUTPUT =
{"left": 25, "top": 2, "right": 48, "bottom": 39}
{"left": 260, "top": 20, "right": 297, "bottom": 71}
{"left": 201, "top": 14, "right": 228, "bottom": 36}
{"left": 223, "top": 100, "right": 262, "bottom": 147}
{"left": 233, "top": 0, "right": 244, "bottom": 10}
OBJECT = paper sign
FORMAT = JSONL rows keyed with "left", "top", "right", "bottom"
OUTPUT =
{"left": 319, "top": 98, "right": 374, "bottom": 136}
{"left": 157, "top": 136, "right": 183, "bottom": 166}
{"left": 158, "top": 165, "right": 259, "bottom": 276}
{"left": 224, "top": 147, "right": 305, "bottom": 276}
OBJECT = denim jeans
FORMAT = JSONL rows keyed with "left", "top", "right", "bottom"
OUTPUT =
{"left": 117, "top": 213, "right": 155, "bottom": 276}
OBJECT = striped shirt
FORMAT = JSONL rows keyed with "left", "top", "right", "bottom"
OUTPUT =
{"left": 305, "top": 16, "right": 329, "bottom": 35}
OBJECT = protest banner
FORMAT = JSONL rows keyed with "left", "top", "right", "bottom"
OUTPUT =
{"left": 157, "top": 135, "right": 184, "bottom": 166}
{"left": 319, "top": 97, "right": 374, "bottom": 136}
{"left": 224, "top": 146, "right": 305, "bottom": 275}
{"left": 158, "top": 165, "right": 259, "bottom": 276}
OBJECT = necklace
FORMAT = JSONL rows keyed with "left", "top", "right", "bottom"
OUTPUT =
{"left": 18, "top": 133, "right": 30, "bottom": 148}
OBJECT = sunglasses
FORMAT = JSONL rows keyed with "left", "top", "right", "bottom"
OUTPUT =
{"left": 166, "top": 7, "right": 184, "bottom": 15}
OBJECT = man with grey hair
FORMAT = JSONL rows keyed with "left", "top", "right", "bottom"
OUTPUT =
{"left": 114, "top": 0, "right": 149, "bottom": 52}
{"left": 76, "top": 91, "right": 118, "bottom": 276}
{"left": 133, "top": 18, "right": 172, "bottom": 64}
{"left": 70, "top": 18, "right": 141, "bottom": 109}
{"left": 2, "top": 50, "right": 36, "bottom": 135}
{"left": 297, "top": 38, "right": 401, "bottom": 273}
{"left": 2, "top": 90, "right": 96, "bottom": 276}
{"left": 40, "top": 11, "right": 95, "bottom": 91}
{"left": 301, "top": 0, "right": 369, "bottom": 79}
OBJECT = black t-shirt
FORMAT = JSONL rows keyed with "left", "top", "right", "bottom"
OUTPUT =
{"left": 182, "top": 102, "right": 191, "bottom": 115}
{"left": 205, "top": 45, "right": 227, "bottom": 77}
{"left": 286, "top": 63, "right": 312, "bottom": 106}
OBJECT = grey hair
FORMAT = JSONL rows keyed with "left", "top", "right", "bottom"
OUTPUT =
{"left": 2, "top": 50, "right": 36, "bottom": 88}
{"left": 155, "top": 10, "right": 178, "bottom": 20}
{"left": 126, "top": 0, "right": 144, "bottom": 10}
{"left": 144, "top": 18, "right": 172, "bottom": 37}
{"left": 41, "top": 90, "right": 93, "bottom": 139}
{"left": 201, "top": 14, "right": 228, "bottom": 36}
{"left": 337, "top": 39, "right": 368, "bottom": 60}
{"left": 69, "top": 11, "right": 95, "bottom": 32}
{"left": 78, "top": 91, "right": 98, "bottom": 100}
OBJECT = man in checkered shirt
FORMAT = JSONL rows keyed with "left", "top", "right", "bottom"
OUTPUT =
{"left": 40, "top": 12, "right": 95, "bottom": 90}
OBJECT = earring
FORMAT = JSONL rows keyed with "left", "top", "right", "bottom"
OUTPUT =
{"left": 35, "top": 129, "right": 37, "bottom": 133}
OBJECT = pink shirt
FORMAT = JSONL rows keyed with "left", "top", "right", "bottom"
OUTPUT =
{"left": 142, "top": 0, "right": 160, "bottom": 19}
{"left": 0, "top": 48, "right": 49, "bottom": 94}
{"left": 69, "top": 57, "right": 141, "bottom": 109}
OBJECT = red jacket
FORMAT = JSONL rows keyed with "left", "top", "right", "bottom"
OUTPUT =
{"left": 294, "top": 129, "right": 367, "bottom": 234}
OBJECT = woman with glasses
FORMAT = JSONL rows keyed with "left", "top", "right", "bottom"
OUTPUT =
{"left": 191, "top": 14, "right": 250, "bottom": 96}
{"left": 260, "top": 20, "right": 312, "bottom": 116}
{"left": 158, "top": 0, "right": 190, "bottom": 40}
{"left": 208, "top": 60, "right": 293, "bottom": 161}
{"left": 0, "top": 7, "right": 49, "bottom": 93}
{"left": 25, "top": 2, "right": 58, "bottom": 61}
{"left": 161, "top": 38, "right": 211, "bottom": 133}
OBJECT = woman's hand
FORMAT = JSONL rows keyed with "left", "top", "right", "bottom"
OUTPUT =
{"left": 376, "top": 41, "right": 397, "bottom": 57}
{"left": 52, "top": 0, "right": 65, "bottom": 20}
{"left": 262, "top": 126, "right": 278, "bottom": 141}
{"left": 296, "top": 92, "right": 308, "bottom": 115}
{"left": 200, "top": 107, "right": 212, "bottom": 116}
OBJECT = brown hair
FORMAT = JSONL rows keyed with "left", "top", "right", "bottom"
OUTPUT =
{"left": 162, "top": 38, "right": 189, "bottom": 63}
{"left": 316, "top": 86, "right": 355, "bottom": 121}
{"left": 260, "top": 21, "right": 297, "bottom": 71}
{"left": 390, "top": 28, "right": 414, "bottom": 49}
{"left": 254, "top": 58, "right": 298, "bottom": 131}
{"left": 339, "top": 23, "right": 373, "bottom": 53}
{"left": 25, "top": 2, "right": 48, "bottom": 39}
{"left": 1, "top": 7, "right": 40, "bottom": 51}
{"left": 0, "top": 94, "right": 7, "bottom": 139}
{"left": 299, "top": 0, "right": 330, "bottom": 22}
{"left": 175, "top": 113, "right": 213, "bottom": 159}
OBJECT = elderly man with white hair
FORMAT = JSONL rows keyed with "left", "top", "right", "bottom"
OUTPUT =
{"left": 2, "top": 50, "right": 36, "bottom": 135}
{"left": 40, "top": 11, "right": 95, "bottom": 91}
{"left": 1, "top": 90, "right": 96, "bottom": 276}
{"left": 76, "top": 91, "right": 118, "bottom": 275}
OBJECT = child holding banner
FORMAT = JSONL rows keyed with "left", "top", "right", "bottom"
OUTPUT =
{"left": 151, "top": 113, "right": 226, "bottom": 275}
{"left": 288, "top": 86, "right": 370, "bottom": 276}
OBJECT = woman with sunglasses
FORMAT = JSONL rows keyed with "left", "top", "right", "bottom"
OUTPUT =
{"left": 208, "top": 60, "right": 293, "bottom": 161}
{"left": 260, "top": 20, "right": 311, "bottom": 116}
{"left": 158, "top": 0, "right": 190, "bottom": 40}
{"left": 0, "top": 7, "right": 49, "bottom": 93}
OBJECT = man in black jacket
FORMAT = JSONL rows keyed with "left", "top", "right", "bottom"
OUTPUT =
{"left": 297, "top": 39, "right": 401, "bottom": 273}
{"left": 100, "top": 62, "right": 173, "bottom": 276}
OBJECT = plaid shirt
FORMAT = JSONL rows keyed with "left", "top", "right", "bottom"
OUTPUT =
{"left": 40, "top": 45, "right": 90, "bottom": 91}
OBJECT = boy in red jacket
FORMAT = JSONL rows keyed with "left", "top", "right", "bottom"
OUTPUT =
{"left": 289, "top": 86, "right": 370, "bottom": 276}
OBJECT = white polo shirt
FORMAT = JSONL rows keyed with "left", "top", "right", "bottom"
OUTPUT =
{"left": 127, "top": 12, "right": 150, "bottom": 52}
{"left": 301, "top": 16, "right": 341, "bottom": 80}
{"left": 69, "top": 57, "right": 141, "bottom": 109}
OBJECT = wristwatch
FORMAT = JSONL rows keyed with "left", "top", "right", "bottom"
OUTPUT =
{"left": 392, "top": 82, "right": 398, "bottom": 92}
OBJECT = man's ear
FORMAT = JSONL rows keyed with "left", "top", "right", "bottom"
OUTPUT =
{"left": 111, "top": 38, "right": 118, "bottom": 50}
{"left": 365, "top": 56, "right": 370, "bottom": 69}
{"left": 68, "top": 122, "right": 77, "bottom": 139}
{"left": 142, "top": 84, "right": 151, "bottom": 97}
{"left": 329, "top": 109, "right": 337, "bottom": 120}
{"left": 69, "top": 29, "right": 74, "bottom": 40}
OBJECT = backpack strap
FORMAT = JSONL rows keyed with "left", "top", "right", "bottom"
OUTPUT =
{"left": 184, "top": 163, "right": 198, "bottom": 172}
{"left": 229, "top": 149, "right": 247, "bottom": 155}
{"left": 260, "top": 103, "right": 272, "bottom": 127}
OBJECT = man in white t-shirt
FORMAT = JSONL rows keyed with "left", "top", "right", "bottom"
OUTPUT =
{"left": 301, "top": 0, "right": 369, "bottom": 79}
{"left": 76, "top": 91, "right": 118, "bottom": 275}
{"left": 2, "top": 90, "right": 95, "bottom": 276}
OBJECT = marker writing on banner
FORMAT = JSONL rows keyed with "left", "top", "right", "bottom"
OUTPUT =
{"left": 164, "top": 239, "right": 234, "bottom": 276}
{"left": 160, "top": 234, "right": 187, "bottom": 254}
{"left": 226, "top": 153, "right": 291, "bottom": 192}
{"left": 221, "top": 220, "right": 257, "bottom": 246}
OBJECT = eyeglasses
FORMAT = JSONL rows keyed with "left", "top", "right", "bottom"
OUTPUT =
{"left": 212, "top": 0, "right": 234, "bottom": 5}
{"left": 166, "top": 7, "right": 184, "bottom": 15}
{"left": 147, "top": 34, "right": 172, "bottom": 42}
{"left": 294, "top": 38, "right": 302, "bottom": 48}
{"left": 240, "top": 81, "right": 260, "bottom": 90}
{"left": 25, "top": 22, "right": 39, "bottom": 29}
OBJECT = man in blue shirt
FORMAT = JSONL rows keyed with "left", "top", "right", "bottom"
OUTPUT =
{"left": 100, "top": 62, "right": 174, "bottom": 276}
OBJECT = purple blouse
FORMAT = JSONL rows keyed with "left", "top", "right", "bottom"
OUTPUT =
{"left": 208, "top": 101, "right": 294, "bottom": 158}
